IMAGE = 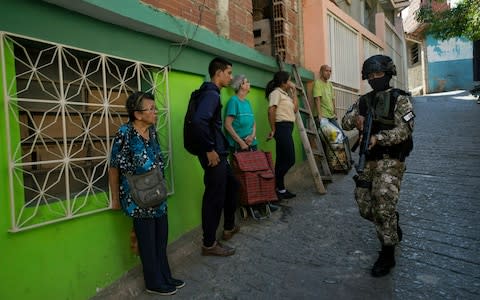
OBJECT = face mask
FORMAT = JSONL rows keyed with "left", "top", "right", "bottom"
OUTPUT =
{"left": 368, "top": 76, "right": 391, "bottom": 91}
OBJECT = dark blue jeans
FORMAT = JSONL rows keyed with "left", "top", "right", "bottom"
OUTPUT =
{"left": 198, "top": 154, "right": 239, "bottom": 247}
{"left": 274, "top": 122, "right": 295, "bottom": 190}
{"left": 133, "top": 215, "right": 172, "bottom": 289}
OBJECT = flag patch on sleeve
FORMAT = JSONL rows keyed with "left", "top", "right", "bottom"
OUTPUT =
{"left": 402, "top": 111, "right": 415, "bottom": 122}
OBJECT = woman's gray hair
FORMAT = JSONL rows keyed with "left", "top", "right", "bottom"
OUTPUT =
{"left": 126, "top": 91, "right": 154, "bottom": 122}
{"left": 231, "top": 74, "right": 246, "bottom": 92}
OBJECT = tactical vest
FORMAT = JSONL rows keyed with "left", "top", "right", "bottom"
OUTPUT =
{"left": 358, "top": 88, "right": 413, "bottom": 161}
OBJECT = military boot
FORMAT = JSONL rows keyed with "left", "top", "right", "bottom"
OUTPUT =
{"left": 371, "top": 245, "right": 396, "bottom": 277}
{"left": 396, "top": 211, "right": 403, "bottom": 242}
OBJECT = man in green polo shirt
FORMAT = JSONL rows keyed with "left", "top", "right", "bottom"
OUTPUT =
{"left": 313, "top": 64, "right": 353, "bottom": 169}
{"left": 312, "top": 64, "right": 338, "bottom": 127}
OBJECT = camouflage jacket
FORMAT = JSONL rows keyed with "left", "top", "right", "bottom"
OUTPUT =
{"left": 342, "top": 89, "right": 415, "bottom": 147}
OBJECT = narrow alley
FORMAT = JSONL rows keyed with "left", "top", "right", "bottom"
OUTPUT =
{"left": 95, "top": 91, "right": 480, "bottom": 299}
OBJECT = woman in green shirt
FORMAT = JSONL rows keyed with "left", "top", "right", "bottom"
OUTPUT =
{"left": 225, "top": 75, "right": 278, "bottom": 217}
{"left": 224, "top": 74, "right": 257, "bottom": 151}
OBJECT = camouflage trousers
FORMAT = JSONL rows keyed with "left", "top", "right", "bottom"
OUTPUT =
{"left": 354, "top": 158, "right": 405, "bottom": 246}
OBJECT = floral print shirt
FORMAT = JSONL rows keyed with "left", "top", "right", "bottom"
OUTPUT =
{"left": 110, "top": 122, "right": 167, "bottom": 218}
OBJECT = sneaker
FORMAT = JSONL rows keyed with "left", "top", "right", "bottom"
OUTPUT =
{"left": 277, "top": 190, "right": 296, "bottom": 199}
{"left": 222, "top": 225, "right": 240, "bottom": 241}
{"left": 201, "top": 241, "right": 235, "bottom": 256}
{"left": 146, "top": 285, "right": 177, "bottom": 296}
{"left": 168, "top": 277, "right": 185, "bottom": 289}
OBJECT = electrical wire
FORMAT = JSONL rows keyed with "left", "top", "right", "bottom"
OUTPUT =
{"left": 163, "top": 0, "right": 206, "bottom": 70}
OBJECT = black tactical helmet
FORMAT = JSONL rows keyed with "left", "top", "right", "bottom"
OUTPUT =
{"left": 361, "top": 55, "right": 397, "bottom": 80}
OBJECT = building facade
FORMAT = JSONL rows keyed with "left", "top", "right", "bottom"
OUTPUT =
{"left": 0, "top": 1, "right": 410, "bottom": 299}
{"left": 0, "top": 1, "right": 309, "bottom": 299}
{"left": 303, "top": 0, "right": 410, "bottom": 118}
{"left": 403, "top": 0, "right": 476, "bottom": 93}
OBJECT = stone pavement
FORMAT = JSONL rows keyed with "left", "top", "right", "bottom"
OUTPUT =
{"left": 93, "top": 91, "right": 480, "bottom": 300}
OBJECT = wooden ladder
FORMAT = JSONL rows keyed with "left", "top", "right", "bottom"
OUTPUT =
{"left": 291, "top": 64, "right": 332, "bottom": 194}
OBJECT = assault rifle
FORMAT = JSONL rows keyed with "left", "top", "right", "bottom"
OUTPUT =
{"left": 355, "top": 107, "right": 373, "bottom": 173}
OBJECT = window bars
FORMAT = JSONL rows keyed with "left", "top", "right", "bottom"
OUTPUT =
{"left": 0, "top": 32, "right": 172, "bottom": 232}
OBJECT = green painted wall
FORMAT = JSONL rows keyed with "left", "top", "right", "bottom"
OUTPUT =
{"left": 166, "top": 71, "right": 303, "bottom": 239}
{"left": 0, "top": 0, "right": 307, "bottom": 299}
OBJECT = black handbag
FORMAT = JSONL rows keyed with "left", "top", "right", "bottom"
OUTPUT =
{"left": 126, "top": 166, "right": 167, "bottom": 208}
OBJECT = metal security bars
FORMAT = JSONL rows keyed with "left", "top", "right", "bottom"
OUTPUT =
{"left": 327, "top": 14, "right": 361, "bottom": 91}
{"left": 327, "top": 14, "right": 362, "bottom": 118}
{"left": 384, "top": 20, "right": 407, "bottom": 89}
{"left": 362, "top": 37, "right": 383, "bottom": 93}
{"left": 0, "top": 32, "right": 172, "bottom": 232}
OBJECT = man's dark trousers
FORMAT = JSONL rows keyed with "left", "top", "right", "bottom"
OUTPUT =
{"left": 198, "top": 154, "right": 238, "bottom": 247}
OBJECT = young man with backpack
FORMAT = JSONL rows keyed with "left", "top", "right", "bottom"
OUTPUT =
{"left": 184, "top": 57, "right": 239, "bottom": 256}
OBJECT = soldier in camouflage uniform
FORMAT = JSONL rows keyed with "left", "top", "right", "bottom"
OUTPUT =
{"left": 342, "top": 55, "right": 415, "bottom": 277}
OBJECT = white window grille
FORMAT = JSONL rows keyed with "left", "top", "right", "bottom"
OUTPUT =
{"left": 333, "top": 86, "right": 360, "bottom": 121}
{"left": 384, "top": 23, "right": 407, "bottom": 89}
{"left": 326, "top": 13, "right": 361, "bottom": 116}
{"left": 327, "top": 14, "right": 361, "bottom": 91}
{"left": 0, "top": 32, "right": 172, "bottom": 232}
{"left": 362, "top": 37, "right": 382, "bottom": 61}
{"left": 362, "top": 37, "right": 383, "bottom": 93}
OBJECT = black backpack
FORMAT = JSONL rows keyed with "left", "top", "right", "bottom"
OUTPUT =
{"left": 183, "top": 89, "right": 204, "bottom": 155}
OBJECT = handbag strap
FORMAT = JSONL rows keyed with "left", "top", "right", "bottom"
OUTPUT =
{"left": 127, "top": 123, "right": 163, "bottom": 172}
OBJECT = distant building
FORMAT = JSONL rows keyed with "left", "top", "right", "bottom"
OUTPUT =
{"left": 403, "top": 0, "right": 477, "bottom": 93}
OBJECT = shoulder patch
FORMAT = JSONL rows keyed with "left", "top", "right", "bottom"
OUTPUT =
{"left": 402, "top": 111, "right": 415, "bottom": 122}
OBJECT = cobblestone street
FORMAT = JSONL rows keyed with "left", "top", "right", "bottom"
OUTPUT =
{"left": 395, "top": 91, "right": 480, "bottom": 299}
{"left": 95, "top": 91, "right": 480, "bottom": 299}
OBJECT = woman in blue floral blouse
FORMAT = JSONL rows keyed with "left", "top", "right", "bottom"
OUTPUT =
{"left": 109, "top": 91, "right": 184, "bottom": 296}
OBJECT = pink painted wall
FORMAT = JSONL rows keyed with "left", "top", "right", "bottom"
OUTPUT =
{"left": 303, "top": 0, "right": 328, "bottom": 79}
{"left": 303, "top": 0, "right": 385, "bottom": 81}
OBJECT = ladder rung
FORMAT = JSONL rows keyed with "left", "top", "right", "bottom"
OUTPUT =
{"left": 289, "top": 63, "right": 332, "bottom": 193}
{"left": 312, "top": 150, "right": 325, "bottom": 156}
